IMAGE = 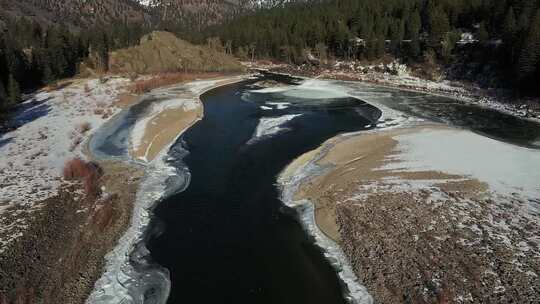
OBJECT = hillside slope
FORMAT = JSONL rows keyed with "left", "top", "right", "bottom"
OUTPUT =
{"left": 0, "top": 0, "right": 151, "bottom": 29}
{"left": 0, "top": 0, "right": 291, "bottom": 31}
{"left": 108, "top": 31, "right": 244, "bottom": 74}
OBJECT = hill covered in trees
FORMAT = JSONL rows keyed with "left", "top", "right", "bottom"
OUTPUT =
{"left": 2, "top": 0, "right": 540, "bottom": 121}
{"left": 0, "top": 0, "right": 295, "bottom": 120}
{"left": 200, "top": 0, "right": 540, "bottom": 93}
{"left": 0, "top": 17, "right": 152, "bottom": 121}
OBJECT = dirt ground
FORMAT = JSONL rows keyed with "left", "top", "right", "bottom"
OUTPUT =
{"left": 287, "top": 125, "right": 540, "bottom": 303}
{"left": 0, "top": 161, "right": 143, "bottom": 304}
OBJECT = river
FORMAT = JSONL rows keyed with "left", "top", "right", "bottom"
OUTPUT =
{"left": 88, "top": 72, "right": 540, "bottom": 304}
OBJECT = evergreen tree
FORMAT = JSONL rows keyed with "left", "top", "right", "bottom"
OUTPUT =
{"left": 0, "top": 80, "right": 6, "bottom": 110}
{"left": 503, "top": 7, "right": 517, "bottom": 42}
{"left": 518, "top": 11, "right": 540, "bottom": 82}
{"left": 477, "top": 23, "right": 489, "bottom": 43}
{"left": 7, "top": 74, "right": 21, "bottom": 105}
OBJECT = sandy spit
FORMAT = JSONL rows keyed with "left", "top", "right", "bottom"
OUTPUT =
{"left": 281, "top": 123, "right": 540, "bottom": 303}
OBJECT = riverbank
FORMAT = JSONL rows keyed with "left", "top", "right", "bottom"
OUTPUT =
{"left": 280, "top": 123, "right": 540, "bottom": 303}
{"left": 247, "top": 61, "right": 540, "bottom": 123}
{"left": 130, "top": 77, "right": 247, "bottom": 162}
{"left": 0, "top": 73, "right": 247, "bottom": 303}
{"left": 87, "top": 74, "right": 249, "bottom": 304}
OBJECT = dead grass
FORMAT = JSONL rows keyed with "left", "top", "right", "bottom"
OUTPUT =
{"left": 63, "top": 158, "right": 103, "bottom": 198}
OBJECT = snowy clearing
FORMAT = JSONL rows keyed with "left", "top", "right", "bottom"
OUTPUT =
{"left": 0, "top": 77, "right": 131, "bottom": 251}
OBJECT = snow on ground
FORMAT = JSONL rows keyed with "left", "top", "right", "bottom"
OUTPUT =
{"left": 0, "top": 77, "right": 130, "bottom": 251}
{"left": 382, "top": 129, "right": 540, "bottom": 202}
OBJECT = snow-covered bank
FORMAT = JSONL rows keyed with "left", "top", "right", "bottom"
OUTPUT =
{"left": 0, "top": 77, "right": 131, "bottom": 251}
{"left": 251, "top": 61, "right": 540, "bottom": 123}
{"left": 274, "top": 75, "right": 540, "bottom": 303}
{"left": 382, "top": 129, "right": 540, "bottom": 201}
{"left": 87, "top": 75, "right": 248, "bottom": 304}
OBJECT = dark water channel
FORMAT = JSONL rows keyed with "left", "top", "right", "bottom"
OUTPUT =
{"left": 146, "top": 74, "right": 380, "bottom": 304}
{"left": 145, "top": 74, "right": 540, "bottom": 304}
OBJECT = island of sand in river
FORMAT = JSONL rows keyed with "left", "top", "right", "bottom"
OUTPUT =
{"left": 281, "top": 123, "right": 540, "bottom": 303}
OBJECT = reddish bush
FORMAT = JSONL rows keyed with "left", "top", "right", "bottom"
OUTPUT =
{"left": 63, "top": 158, "right": 103, "bottom": 198}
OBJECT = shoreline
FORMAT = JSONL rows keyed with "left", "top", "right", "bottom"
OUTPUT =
{"left": 249, "top": 63, "right": 540, "bottom": 124}
{"left": 280, "top": 120, "right": 540, "bottom": 303}
{"left": 0, "top": 73, "right": 249, "bottom": 304}
{"left": 86, "top": 74, "right": 250, "bottom": 304}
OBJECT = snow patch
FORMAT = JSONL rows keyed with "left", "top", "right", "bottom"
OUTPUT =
{"left": 383, "top": 129, "right": 540, "bottom": 201}
{"left": 0, "top": 77, "right": 130, "bottom": 251}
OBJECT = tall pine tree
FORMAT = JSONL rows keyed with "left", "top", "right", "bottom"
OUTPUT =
{"left": 7, "top": 74, "right": 21, "bottom": 105}
{"left": 518, "top": 11, "right": 540, "bottom": 83}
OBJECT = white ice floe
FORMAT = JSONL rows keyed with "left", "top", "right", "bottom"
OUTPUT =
{"left": 0, "top": 77, "right": 130, "bottom": 251}
{"left": 251, "top": 79, "right": 350, "bottom": 100}
{"left": 382, "top": 129, "right": 540, "bottom": 201}
{"left": 266, "top": 102, "right": 292, "bottom": 110}
{"left": 253, "top": 114, "right": 302, "bottom": 139}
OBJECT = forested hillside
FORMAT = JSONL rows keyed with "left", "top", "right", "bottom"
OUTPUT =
{"left": 201, "top": 0, "right": 540, "bottom": 93}
{"left": 0, "top": 0, "right": 286, "bottom": 119}
{"left": 0, "top": 17, "right": 151, "bottom": 120}
{"left": 2, "top": 0, "right": 540, "bottom": 120}
{"left": 0, "top": 0, "right": 151, "bottom": 29}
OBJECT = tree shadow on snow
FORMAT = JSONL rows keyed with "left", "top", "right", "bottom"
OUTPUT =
{"left": 7, "top": 97, "right": 53, "bottom": 130}
{"left": 0, "top": 136, "right": 13, "bottom": 149}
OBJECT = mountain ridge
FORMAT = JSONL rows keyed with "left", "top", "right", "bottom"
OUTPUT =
{"left": 0, "top": 0, "right": 293, "bottom": 31}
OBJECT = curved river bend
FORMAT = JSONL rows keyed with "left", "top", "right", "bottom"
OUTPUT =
{"left": 89, "top": 73, "right": 540, "bottom": 304}
{"left": 147, "top": 75, "right": 381, "bottom": 304}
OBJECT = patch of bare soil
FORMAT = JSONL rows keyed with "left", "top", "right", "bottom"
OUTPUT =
{"left": 291, "top": 125, "right": 540, "bottom": 303}
{"left": 115, "top": 93, "right": 140, "bottom": 108}
{"left": 0, "top": 161, "right": 143, "bottom": 304}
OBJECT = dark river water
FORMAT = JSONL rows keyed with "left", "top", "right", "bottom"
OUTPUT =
{"left": 141, "top": 73, "right": 540, "bottom": 304}
{"left": 146, "top": 74, "right": 380, "bottom": 304}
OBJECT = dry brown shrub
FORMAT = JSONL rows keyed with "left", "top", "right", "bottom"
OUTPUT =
{"left": 78, "top": 121, "right": 92, "bottom": 134}
{"left": 63, "top": 158, "right": 103, "bottom": 198}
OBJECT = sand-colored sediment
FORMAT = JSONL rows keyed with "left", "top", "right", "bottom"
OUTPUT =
{"left": 283, "top": 124, "right": 540, "bottom": 303}
{"left": 289, "top": 124, "right": 484, "bottom": 242}
{"left": 115, "top": 93, "right": 140, "bottom": 108}
{"left": 129, "top": 77, "right": 245, "bottom": 162}
{"left": 132, "top": 107, "right": 202, "bottom": 161}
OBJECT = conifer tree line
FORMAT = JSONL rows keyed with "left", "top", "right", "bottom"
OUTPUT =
{"left": 200, "top": 0, "right": 540, "bottom": 93}
{"left": 0, "top": 17, "right": 150, "bottom": 120}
